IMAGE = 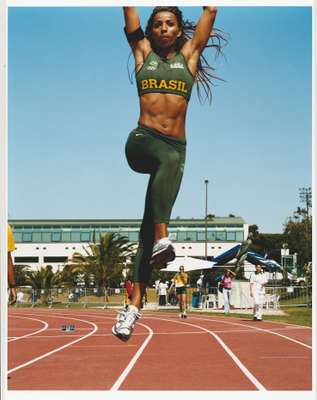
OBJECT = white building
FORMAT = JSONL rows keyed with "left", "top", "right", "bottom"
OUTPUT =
{"left": 10, "top": 217, "right": 249, "bottom": 272}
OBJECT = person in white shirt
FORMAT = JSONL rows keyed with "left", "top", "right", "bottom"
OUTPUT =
{"left": 16, "top": 291, "right": 24, "bottom": 304}
{"left": 158, "top": 279, "right": 168, "bottom": 306}
{"left": 249, "top": 264, "right": 268, "bottom": 321}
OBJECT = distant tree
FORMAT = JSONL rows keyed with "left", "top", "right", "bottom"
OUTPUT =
{"left": 67, "top": 233, "right": 135, "bottom": 294}
{"left": 303, "top": 262, "right": 312, "bottom": 286}
{"left": 248, "top": 224, "right": 259, "bottom": 237}
{"left": 25, "top": 265, "right": 61, "bottom": 304}
{"left": 26, "top": 265, "right": 60, "bottom": 289}
{"left": 228, "top": 213, "right": 235, "bottom": 218}
{"left": 283, "top": 216, "right": 312, "bottom": 273}
{"left": 255, "top": 233, "right": 284, "bottom": 261}
{"left": 206, "top": 214, "right": 215, "bottom": 219}
{"left": 13, "top": 265, "right": 30, "bottom": 287}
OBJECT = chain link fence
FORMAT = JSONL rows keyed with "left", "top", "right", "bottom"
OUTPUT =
{"left": 12, "top": 285, "right": 312, "bottom": 310}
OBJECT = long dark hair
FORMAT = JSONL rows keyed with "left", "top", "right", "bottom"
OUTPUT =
{"left": 145, "top": 6, "right": 228, "bottom": 103}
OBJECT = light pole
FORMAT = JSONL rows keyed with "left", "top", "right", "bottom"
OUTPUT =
{"left": 204, "top": 179, "right": 209, "bottom": 260}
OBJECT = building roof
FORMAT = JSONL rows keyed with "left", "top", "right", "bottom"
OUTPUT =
{"left": 9, "top": 217, "right": 246, "bottom": 228}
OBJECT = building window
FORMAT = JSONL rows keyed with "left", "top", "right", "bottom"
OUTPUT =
{"left": 227, "top": 231, "right": 236, "bottom": 241}
{"left": 52, "top": 232, "right": 62, "bottom": 242}
{"left": 62, "top": 232, "right": 71, "bottom": 242}
{"left": 80, "top": 232, "right": 91, "bottom": 242}
{"left": 22, "top": 233, "right": 32, "bottom": 242}
{"left": 32, "top": 232, "right": 42, "bottom": 242}
{"left": 185, "top": 232, "right": 197, "bottom": 241}
{"left": 128, "top": 232, "right": 139, "bottom": 242}
{"left": 44, "top": 256, "right": 68, "bottom": 263}
{"left": 13, "top": 232, "right": 22, "bottom": 242}
{"left": 177, "top": 232, "right": 187, "bottom": 241}
{"left": 197, "top": 232, "right": 205, "bottom": 241}
{"left": 71, "top": 232, "right": 81, "bottom": 242}
{"left": 216, "top": 231, "right": 226, "bottom": 241}
{"left": 236, "top": 231, "right": 244, "bottom": 241}
{"left": 42, "top": 232, "right": 51, "bottom": 242}
{"left": 207, "top": 231, "right": 216, "bottom": 241}
{"left": 14, "top": 256, "right": 39, "bottom": 263}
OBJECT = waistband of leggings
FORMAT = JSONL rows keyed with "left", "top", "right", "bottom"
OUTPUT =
{"left": 137, "top": 123, "right": 187, "bottom": 146}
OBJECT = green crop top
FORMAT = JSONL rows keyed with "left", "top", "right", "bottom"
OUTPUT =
{"left": 136, "top": 51, "right": 194, "bottom": 102}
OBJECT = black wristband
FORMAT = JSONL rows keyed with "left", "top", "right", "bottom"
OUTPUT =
{"left": 124, "top": 26, "right": 145, "bottom": 42}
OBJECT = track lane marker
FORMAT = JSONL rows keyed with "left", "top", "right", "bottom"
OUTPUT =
{"left": 188, "top": 316, "right": 312, "bottom": 350}
{"left": 110, "top": 322, "right": 153, "bottom": 391}
{"left": 17, "top": 311, "right": 154, "bottom": 391}
{"left": 150, "top": 316, "right": 267, "bottom": 391}
{"left": 8, "top": 315, "right": 98, "bottom": 374}
{"left": 8, "top": 316, "right": 49, "bottom": 342}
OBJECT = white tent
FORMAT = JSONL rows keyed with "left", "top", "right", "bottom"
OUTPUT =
{"left": 160, "top": 256, "right": 216, "bottom": 272}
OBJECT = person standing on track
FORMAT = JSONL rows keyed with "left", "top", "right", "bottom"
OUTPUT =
{"left": 250, "top": 264, "right": 268, "bottom": 321}
{"left": 172, "top": 265, "right": 188, "bottom": 318}
{"left": 158, "top": 278, "right": 168, "bottom": 306}
{"left": 220, "top": 268, "right": 235, "bottom": 314}
{"left": 125, "top": 276, "right": 134, "bottom": 305}
{"left": 113, "top": 5, "right": 226, "bottom": 341}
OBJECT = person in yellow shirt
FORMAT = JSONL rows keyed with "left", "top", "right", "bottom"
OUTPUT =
{"left": 172, "top": 265, "right": 188, "bottom": 318}
{"left": 7, "top": 224, "right": 17, "bottom": 304}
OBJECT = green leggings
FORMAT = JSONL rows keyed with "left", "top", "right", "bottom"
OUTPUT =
{"left": 125, "top": 124, "right": 186, "bottom": 283}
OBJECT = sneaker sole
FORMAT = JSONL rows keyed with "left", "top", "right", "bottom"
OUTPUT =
{"left": 150, "top": 245, "right": 176, "bottom": 267}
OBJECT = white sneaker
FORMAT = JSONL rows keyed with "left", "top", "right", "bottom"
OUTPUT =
{"left": 116, "top": 305, "right": 128, "bottom": 323}
{"left": 150, "top": 238, "right": 175, "bottom": 266}
{"left": 115, "top": 305, "right": 141, "bottom": 329}
{"left": 112, "top": 305, "right": 140, "bottom": 341}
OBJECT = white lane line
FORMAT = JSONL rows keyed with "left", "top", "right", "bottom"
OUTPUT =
{"left": 7, "top": 331, "right": 206, "bottom": 339}
{"left": 73, "top": 345, "right": 138, "bottom": 348}
{"left": 8, "top": 316, "right": 49, "bottom": 342}
{"left": 8, "top": 315, "right": 98, "bottom": 374}
{"left": 150, "top": 316, "right": 266, "bottom": 391}
{"left": 110, "top": 322, "right": 153, "bottom": 391}
{"left": 189, "top": 316, "right": 312, "bottom": 350}
{"left": 143, "top": 312, "right": 312, "bottom": 330}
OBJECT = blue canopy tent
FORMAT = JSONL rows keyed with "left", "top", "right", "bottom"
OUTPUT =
{"left": 246, "top": 251, "right": 281, "bottom": 271}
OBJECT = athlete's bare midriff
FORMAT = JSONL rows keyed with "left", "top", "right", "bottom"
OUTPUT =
{"left": 139, "top": 92, "right": 188, "bottom": 139}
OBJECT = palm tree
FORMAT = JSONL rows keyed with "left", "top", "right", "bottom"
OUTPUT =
{"left": 26, "top": 265, "right": 60, "bottom": 288}
{"left": 67, "top": 232, "right": 135, "bottom": 295}
{"left": 25, "top": 265, "right": 62, "bottom": 304}
{"left": 13, "top": 264, "right": 30, "bottom": 287}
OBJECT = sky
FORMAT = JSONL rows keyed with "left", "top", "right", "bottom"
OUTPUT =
{"left": 8, "top": 5, "right": 312, "bottom": 233}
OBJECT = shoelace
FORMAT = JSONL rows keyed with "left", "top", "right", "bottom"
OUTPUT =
{"left": 120, "top": 311, "right": 138, "bottom": 329}
{"left": 117, "top": 309, "right": 127, "bottom": 322}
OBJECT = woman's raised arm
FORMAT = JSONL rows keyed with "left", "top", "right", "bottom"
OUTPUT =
{"left": 182, "top": 6, "right": 217, "bottom": 67}
{"left": 123, "top": 7, "right": 150, "bottom": 63}
{"left": 192, "top": 7, "right": 217, "bottom": 54}
{"left": 123, "top": 7, "right": 141, "bottom": 33}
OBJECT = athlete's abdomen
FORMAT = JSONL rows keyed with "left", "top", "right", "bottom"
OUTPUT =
{"left": 139, "top": 93, "right": 187, "bottom": 139}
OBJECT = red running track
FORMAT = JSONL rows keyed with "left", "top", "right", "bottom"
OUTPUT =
{"left": 7, "top": 308, "right": 312, "bottom": 391}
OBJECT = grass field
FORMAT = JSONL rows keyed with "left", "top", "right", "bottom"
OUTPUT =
{"left": 185, "top": 307, "right": 312, "bottom": 327}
